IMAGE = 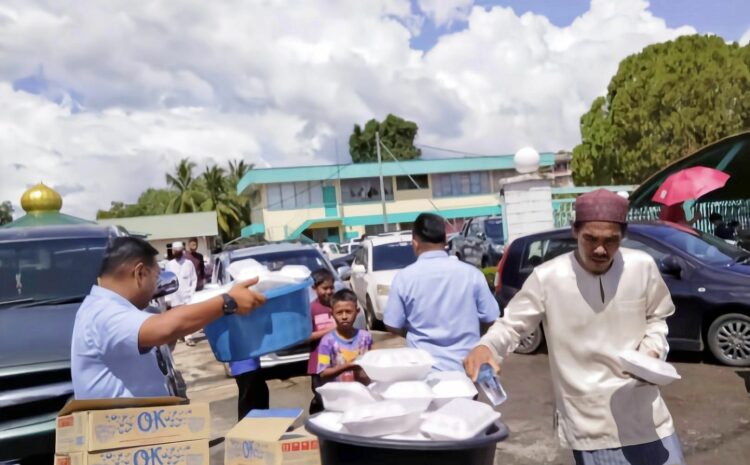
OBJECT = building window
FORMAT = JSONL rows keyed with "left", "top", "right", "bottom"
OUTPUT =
{"left": 431, "top": 172, "right": 491, "bottom": 198}
{"left": 266, "top": 181, "right": 324, "bottom": 210}
{"left": 396, "top": 175, "right": 428, "bottom": 191}
{"left": 341, "top": 177, "right": 394, "bottom": 203}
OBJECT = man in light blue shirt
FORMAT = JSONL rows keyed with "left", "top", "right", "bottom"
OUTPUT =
{"left": 72, "top": 236, "right": 266, "bottom": 399}
{"left": 384, "top": 213, "right": 500, "bottom": 371}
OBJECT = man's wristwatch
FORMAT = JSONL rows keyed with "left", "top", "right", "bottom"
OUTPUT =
{"left": 221, "top": 293, "right": 238, "bottom": 315}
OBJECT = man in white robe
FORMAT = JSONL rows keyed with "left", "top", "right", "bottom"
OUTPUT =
{"left": 465, "top": 189, "right": 686, "bottom": 465}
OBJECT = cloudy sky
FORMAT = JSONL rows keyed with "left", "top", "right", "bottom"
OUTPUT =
{"left": 1, "top": 0, "right": 747, "bottom": 219}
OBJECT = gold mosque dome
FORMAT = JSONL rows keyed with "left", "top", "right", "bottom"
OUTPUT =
{"left": 20, "top": 182, "right": 63, "bottom": 213}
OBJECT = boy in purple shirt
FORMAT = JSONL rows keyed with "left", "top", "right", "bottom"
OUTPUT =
{"left": 317, "top": 289, "right": 372, "bottom": 383}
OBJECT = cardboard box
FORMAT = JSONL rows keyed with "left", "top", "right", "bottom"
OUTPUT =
{"left": 55, "top": 397, "right": 210, "bottom": 454}
{"left": 55, "top": 439, "right": 209, "bottom": 465}
{"left": 225, "top": 409, "right": 320, "bottom": 465}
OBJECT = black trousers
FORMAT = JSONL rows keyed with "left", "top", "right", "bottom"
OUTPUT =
{"left": 309, "top": 374, "right": 325, "bottom": 415}
{"left": 234, "top": 369, "right": 269, "bottom": 421}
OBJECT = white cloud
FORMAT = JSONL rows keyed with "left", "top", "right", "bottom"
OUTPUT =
{"left": 0, "top": 0, "right": 696, "bottom": 219}
{"left": 740, "top": 27, "right": 750, "bottom": 46}
{"left": 418, "top": 0, "right": 473, "bottom": 27}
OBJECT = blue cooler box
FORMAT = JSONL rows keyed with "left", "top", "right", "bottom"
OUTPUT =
{"left": 204, "top": 278, "right": 314, "bottom": 362}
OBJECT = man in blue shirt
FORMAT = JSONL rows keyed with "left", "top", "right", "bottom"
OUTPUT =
{"left": 72, "top": 236, "right": 266, "bottom": 399}
{"left": 384, "top": 213, "right": 500, "bottom": 371}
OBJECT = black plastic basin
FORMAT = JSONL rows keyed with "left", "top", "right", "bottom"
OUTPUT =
{"left": 305, "top": 417, "right": 510, "bottom": 465}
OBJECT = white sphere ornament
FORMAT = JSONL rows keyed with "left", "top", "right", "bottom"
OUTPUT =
{"left": 514, "top": 147, "right": 540, "bottom": 173}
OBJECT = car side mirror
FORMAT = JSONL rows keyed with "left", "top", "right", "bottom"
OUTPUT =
{"left": 337, "top": 265, "right": 352, "bottom": 281}
{"left": 658, "top": 255, "right": 682, "bottom": 277}
{"left": 153, "top": 271, "right": 179, "bottom": 298}
{"left": 351, "top": 264, "right": 366, "bottom": 274}
{"left": 477, "top": 232, "right": 487, "bottom": 241}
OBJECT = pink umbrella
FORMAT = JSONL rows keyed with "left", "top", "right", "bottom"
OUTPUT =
{"left": 652, "top": 166, "right": 730, "bottom": 206}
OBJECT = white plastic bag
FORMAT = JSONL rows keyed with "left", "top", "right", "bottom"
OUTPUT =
{"left": 356, "top": 348, "right": 435, "bottom": 382}
{"left": 420, "top": 398, "right": 500, "bottom": 441}
{"left": 341, "top": 401, "right": 422, "bottom": 437}
{"left": 316, "top": 382, "right": 380, "bottom": 412}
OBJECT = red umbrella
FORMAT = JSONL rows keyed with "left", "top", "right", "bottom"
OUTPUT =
{"left": 651, "top": 166, "right": 730, "bottom": 206}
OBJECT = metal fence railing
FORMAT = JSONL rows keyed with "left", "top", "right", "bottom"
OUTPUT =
{"left": 553, "top": 199, "right": 750, "bottom": 234}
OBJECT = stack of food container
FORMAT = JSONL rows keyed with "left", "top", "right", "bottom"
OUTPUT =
{"left": 309, "top": 348, "right": 502, "bottom": 441}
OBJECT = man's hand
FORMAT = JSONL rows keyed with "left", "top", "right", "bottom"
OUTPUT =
{"left": 464, "top": 345, "right": 501, "bottom": 382}
{"left": 227, "top": 278, "right": 267, "bottom": 315}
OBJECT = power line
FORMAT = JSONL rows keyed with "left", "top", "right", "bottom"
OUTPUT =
{"left": 416, "top": 143, "right": 507, "bottom": 158}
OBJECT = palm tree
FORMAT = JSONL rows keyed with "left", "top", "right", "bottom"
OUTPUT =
{"left": 200, "top": 165, "right": 242, "bottom": 238}
{"left": 165, "top": 158, "right": 207, "bottom": 213}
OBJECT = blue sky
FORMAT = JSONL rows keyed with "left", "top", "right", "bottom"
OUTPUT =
{"left": 1, "top": 0, "right": 747, "bottom": 218}
{"left": 411, "top": 0, "right": 750, "bottom": 50}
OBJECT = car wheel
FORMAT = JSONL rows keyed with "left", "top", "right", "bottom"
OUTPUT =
{"left": 514, "top": 326, "right": 544, "bottom": 354}
{"left": 365, "top": 295, "right": 385, "bottom": 331}
{"left": 707, "top": 313, "right": 750, "bottom": 367}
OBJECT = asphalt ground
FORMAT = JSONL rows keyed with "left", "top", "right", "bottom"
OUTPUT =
{"left": 173, "top": 333, "right": 750, "bottom": 465}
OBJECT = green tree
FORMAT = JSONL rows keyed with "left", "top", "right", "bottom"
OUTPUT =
{"left": 96, "top": 189, "right": 176, "bottom": 219}
{"left": 199, "top": 165, "right": 243, "bottom": 238}
{"left": 165, "top": 158, "right": 208, "bottom": 213}
{"left": 349, "top": 114, "right": 422, "bottom": 163}
{"left": 0, "top": 201, "right": 13, "bottom": 225}
{"left": 572, "top": 35, "right": 750, "bottom": 185}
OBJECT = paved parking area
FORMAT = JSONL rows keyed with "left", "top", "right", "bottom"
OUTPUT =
{"left": 173, "top": 333, "right": 750, "bottom": 465}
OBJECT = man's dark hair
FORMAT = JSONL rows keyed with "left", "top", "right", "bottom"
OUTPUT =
{"left": 311, "top": 268, "right": 335, "bottom": 287}
{"left": 188, "top": 237, "right": 198, "bottom": 243}
{"left": 709, "top": 212, "right": 723, "bottom": 223}
{"left": 572, "top": 221, "right": 628, "bottom": 235}
{"left": 99, "top": 236, "right": 159, "bottom": 276}
{"left": 413, "top": 213, "right": 446, "bottom": 244}
{"left": 331, "top": 288, "right": 358, "bottom": 307}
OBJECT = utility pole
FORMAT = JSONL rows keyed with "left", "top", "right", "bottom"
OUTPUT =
{"left": 376, "top": 131, "right": 389, "bottom": 232}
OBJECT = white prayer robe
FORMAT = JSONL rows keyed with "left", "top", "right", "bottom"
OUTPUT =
{"left": 480, "top": 248, "right": 676, "bottom": 450}
{"left": 165, "top": 257, "right": 197, "bottom": 307}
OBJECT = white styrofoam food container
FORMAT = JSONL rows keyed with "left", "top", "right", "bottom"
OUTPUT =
{"left": 316, "top": 382, "right": 380, "bottom": 412}
{"left": 356, "top": 348, "right": 435, "bottom": 383}
{"left": 190, "top": 262, "right": 311, "bottom": 304}
{"left": 308, "top": 411, "right": 345, "bottom": 433}
{"left": 420, "top": 398, "right": 501, "bottom": 441}
{"left": 341, "top": 401, "right": 422, "bottom": 437}
{"left": 426, "top": 371, "right": 478, "bottom": 407}
{"left": 619, "top": 350, "right": 681, "bottom": 386}
{"left": 369, "top": 381, "right": 434, "bottom": 412}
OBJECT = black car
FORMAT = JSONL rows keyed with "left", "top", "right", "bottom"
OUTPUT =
{"left": 495, "top": 222, "right": 750, "bottom": 366}
{"left": 0, "top": 224, "right": 183, "bottom": 463}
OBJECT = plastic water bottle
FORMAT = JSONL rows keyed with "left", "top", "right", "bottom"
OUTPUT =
{"left": 476, "top": 364, "right": 507, "bottom": 406}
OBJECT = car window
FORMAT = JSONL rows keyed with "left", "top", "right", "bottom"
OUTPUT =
{"left": 232, "top": 249, "right": 331, "bottom": 274}
{"left": 520, "top": 238, "right": 576, "bottom": 272}
{"left": 484, "top": 219, "right": 504, "bottom": 242}
{"left": 469, "top": 222, "right": 482, "bottom": 237}
{"left": 621, "top": 238, "right": 667, "bottom": 262}
{"left": 649, "top": 226, "right": 745, "bottom": 266}
{"left": 0, "top": 238, "right": 108, "bottom": 307}
{"left": 372, "top": 243, "right": 417, "bottom": 271}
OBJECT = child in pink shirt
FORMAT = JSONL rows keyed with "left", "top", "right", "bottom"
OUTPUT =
{"left": 308, "top": 268, "right": 337, "bottom": 414}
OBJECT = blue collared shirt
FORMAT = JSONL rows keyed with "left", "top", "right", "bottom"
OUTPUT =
{"left": 71, "top": 286, "right": 170, "bottom": 399}
{"left": 384, "top": 250, "right": 500, "bottom": 371}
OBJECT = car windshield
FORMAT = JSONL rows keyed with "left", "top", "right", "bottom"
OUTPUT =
{"left": 485, "top": 219, "right": 504, "bottom": 241}
{"left": 652, "top": 226, "right": 747, "bottom": 266}
{"left": 372, "top": 243, "right": 417, "bottom": 271}
{"left": 0, "top": 238, "right": 108, "bottom": 308}
{"left": 232, "top": 249, "right": 331, "bottom": 273}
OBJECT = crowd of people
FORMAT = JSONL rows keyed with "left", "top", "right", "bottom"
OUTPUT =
{"left": 69, "top": 189, "right": 691, "bottom": 465}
